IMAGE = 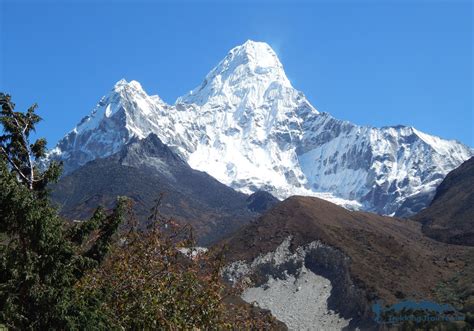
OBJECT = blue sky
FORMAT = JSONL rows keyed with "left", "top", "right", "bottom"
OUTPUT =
{"left": 1, "top": 0, "right": 472, "bottom": 146}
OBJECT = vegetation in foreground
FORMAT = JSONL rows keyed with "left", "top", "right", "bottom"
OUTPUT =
{"left": 0, "top": 94, "right": 279, "bottom": 329}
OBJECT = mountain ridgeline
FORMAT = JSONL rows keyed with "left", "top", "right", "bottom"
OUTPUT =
{"left": 51, "top": 134, "right": 276, "bottom": 245}
{"left": 48, "top": 40, "right": 472, "bottom": 217}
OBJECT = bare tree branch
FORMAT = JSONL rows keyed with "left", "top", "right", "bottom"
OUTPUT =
{"left": 2, "top": 99, "right": 35, "bottom": 189}
{"left": 0, "top": 146, "right": 30, "bottom": 184}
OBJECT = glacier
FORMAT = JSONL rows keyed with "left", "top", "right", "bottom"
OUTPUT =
{"left": 48, "top": 40, "right": 473, "bottom": 216}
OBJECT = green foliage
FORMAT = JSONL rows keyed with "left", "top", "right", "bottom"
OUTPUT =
{"left": 0, "top": 93, "right": 61, "bottom": 192}
{"left": 0, "top": 94, "right": 127, "bottom": 329}
{"left": 83, "top": 198, "right": 128, "bottom": 264}
{"left": 433, "top": 254, "right": 474, "bottom": 331}
{"left": 68, "top": 207, "right": 107, "bottom": 246}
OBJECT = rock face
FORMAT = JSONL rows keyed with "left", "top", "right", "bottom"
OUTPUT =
{"left": 51, "top": 134, "right": 258, "bottom": 245}
{"left": 217, "top": 196, "right": 473, "bottom": 329}
{"left": 246, "top": 191, "right": 279, "bottom": 213}
{"left": 414, "top": 157, "right": 474, "bottom": 246}
{"left": 48, "top": 40, "right": 473, "bottom": 216}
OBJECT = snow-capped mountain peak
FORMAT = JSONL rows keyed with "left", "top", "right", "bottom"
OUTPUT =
{"left": 236, "top": 40, "right": 284, "bottom": 66}
{"left": 49, "top": 78, "right": 170, "bottom": 173}
{"left": 49, "top": 41, "right": 473, "bottom": 216}
{"left": 225, "top": 40, "right": 289, "bottom": 84}
{"left": 113, "top": 79, "right": 167, "bottom": 106}
{"left": 177, "top": 40, "right": 300, "bottom": 110}
{"left": 171, "top": 41, "right": 322, "bottom": 202}
{"left": 114, "top": 78, "right": 142, "bottom": 89}
{"left": 74, "top": 79, "right": 151, "bottom": 133}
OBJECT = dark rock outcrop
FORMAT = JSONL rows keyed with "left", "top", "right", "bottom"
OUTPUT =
{"left": 246, "top": 190, "right": 279, "bottom": 213}
{"left": 51, "top": 134, "right": 259, "bottom": 245}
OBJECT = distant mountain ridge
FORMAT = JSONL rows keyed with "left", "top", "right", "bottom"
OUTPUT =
{"left": 48, "top": 40, "right": 473, "bottom": 216}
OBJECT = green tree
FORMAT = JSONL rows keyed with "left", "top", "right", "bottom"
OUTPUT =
{"left": 0, "top": 94, "right": 126, "bottom": 329}
{"left": 0, "top": 94, "right": 60, "bottom": 192}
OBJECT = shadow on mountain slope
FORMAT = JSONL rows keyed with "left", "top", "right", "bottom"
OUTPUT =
{"left": 51, "top": 134, "right": 274, "bottom": 245}
{"left": 414, "top": 157, "right": 474, "bottom": 246}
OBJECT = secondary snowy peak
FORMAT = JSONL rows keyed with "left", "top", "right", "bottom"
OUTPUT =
{"left": 48, "top": 79, "right": 171, "bottom": 173}
{"left": 74, "top": 79, "right": 148, "bottom": 134}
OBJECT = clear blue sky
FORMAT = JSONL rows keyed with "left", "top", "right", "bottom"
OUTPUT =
{"left": 1, "top": 0, "right": 472, "bottom": 147}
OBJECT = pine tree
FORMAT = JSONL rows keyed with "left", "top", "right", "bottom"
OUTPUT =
{"left": 0, "top": 93, "right": 126, "bottom": 329}
{"left": 0, "top": 94, "right": 60, "bottom": 192}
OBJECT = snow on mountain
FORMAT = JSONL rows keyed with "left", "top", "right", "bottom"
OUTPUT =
{"left": 48, "top": 40, "right": 473, "bottom": 216}
{"left": 49, "top": 79, "right": 163, "bottom": 173}
{"left": 175, "top": 40, "right": 321, "bottom": 201}
{"left": 298, "top": 114, "right": 472, "bottom": 215}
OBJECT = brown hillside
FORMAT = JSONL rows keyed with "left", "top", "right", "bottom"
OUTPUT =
{"left": 220, "top": 196, "right": 473, "bottom": 307}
